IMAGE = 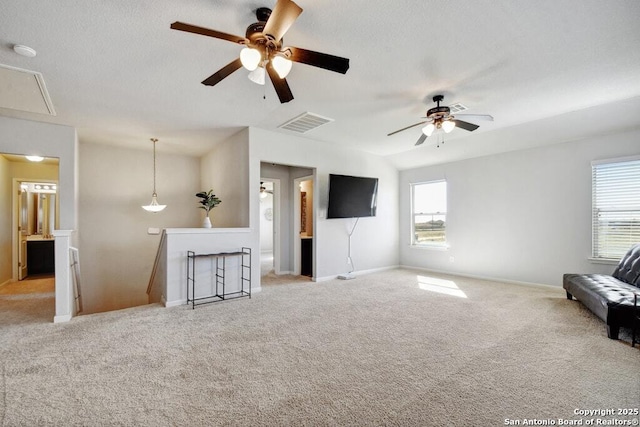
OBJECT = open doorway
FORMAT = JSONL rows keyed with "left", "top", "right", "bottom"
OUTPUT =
{"left": 260, "top": 162, "right": 315, "bottom": 283}
{"left": 0, "top": 153, "right": 59, "bottom": 323}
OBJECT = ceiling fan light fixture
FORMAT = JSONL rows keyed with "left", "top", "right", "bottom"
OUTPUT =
{"left": 422, "top": 123, "right": 435, "bottom": 137}
{"left": 240, "top": 47, "right": 262, "bottom": 71}
{"left": 272, "top": 55, "right": 293, "bottom": 78}
{"left": 442, "top": 119, "right": 456, "bottom": 133}
{"left": 248, "top": 66, "right": 266, "bottom": 85}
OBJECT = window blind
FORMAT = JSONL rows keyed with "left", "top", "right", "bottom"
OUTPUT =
{"left": 592, "top": 158, "right": 640, "bottom": 259}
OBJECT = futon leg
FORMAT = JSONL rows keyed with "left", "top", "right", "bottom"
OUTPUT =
{"left": 565, "top": 291, "right": 573, "bottom": 300}
{"left": 606, "top": 325, "right": 619, "bottom": 340}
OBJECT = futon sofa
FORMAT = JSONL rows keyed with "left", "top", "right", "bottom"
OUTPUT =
{"left": 563, "top": 243, "right": 640, "bottom": 340}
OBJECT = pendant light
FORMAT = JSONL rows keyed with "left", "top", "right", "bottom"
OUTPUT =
{"left": 142, "top": 138, "right": 166, "bottom": 213}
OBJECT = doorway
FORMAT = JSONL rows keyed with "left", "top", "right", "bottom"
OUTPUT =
{"left": 260, "top": 162, "right": 315, "bottom": 281}
{"left": 259, "top": 179, "right": 279, "bottom": 277}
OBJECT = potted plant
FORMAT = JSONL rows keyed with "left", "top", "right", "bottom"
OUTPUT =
{"left": 196, "top": 190, "right": 221, "bottom": 228}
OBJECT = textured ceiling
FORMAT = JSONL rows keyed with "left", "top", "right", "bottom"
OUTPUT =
{"left": 1, "top": 0, "right": 639, "bottom": 169}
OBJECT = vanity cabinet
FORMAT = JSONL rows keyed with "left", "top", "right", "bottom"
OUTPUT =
{"left": 27, "top": 239, "right": 55, "bottom": 275}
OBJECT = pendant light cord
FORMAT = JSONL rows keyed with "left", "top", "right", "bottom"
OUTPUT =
{"left": 151, "top": 138, "right": 158, "bottom": 195}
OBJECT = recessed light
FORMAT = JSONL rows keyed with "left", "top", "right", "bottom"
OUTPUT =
{"left": 13, "top": 44, "right": 37, "bottom": 58}
{"left": 25, "top": 155, "right": 44, "bottom": 162}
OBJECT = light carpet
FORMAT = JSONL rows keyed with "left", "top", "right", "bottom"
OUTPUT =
{"left": 1, "top": 269, "right": 638, "bottom": 426}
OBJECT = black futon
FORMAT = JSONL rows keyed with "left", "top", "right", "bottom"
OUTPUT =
{"left": 563, "top": 243, "right": 640, "bottom": 340}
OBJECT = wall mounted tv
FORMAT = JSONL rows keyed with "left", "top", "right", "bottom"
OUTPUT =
{"left": 327, "top": 174, "right": 379, "bottom": 218}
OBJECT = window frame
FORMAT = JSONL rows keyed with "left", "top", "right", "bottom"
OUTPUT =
{"left": 410, "top": 179, "right": 448, "bottom": 248}
{"left": 591, "top": 155, "right": 640, "bottom": 261}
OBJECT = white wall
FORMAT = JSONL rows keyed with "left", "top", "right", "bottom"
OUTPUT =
{"left": 259, "top": 192, "right": 273, "bottom": 252}
{"left": 250, "top": 128, "right": 400, "bottom": 279}
{"left": 200, "top": 129, "right": 250, "bottom": 227}
{"left": 78, "top": 142, "right": 200, "bottom": 313}
{"left": 399, "top": 128, "right": 640, "bottom": 286}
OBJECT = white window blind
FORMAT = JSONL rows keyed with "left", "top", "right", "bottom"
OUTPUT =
{"left": 592, "top": 157, "right": 640, "bottom": 260}
{"left": 411, "top": 180, "right": 447, "bottom": 246}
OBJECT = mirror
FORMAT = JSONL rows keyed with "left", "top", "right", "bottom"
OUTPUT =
{"left": 21, "top": 182, "right": 58, "bottom": 239}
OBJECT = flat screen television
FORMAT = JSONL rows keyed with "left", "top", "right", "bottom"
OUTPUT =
{"left": 327, "top": 174, "right": 378, "bottom": 218}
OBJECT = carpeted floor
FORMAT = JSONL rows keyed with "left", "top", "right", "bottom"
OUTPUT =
{"left": 0, "top": 269, "right": 638, "bottom": 426}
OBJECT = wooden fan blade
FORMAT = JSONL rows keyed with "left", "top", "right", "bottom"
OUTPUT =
{"left": 170, "top": 22, "right": 247, "bottom": 44}
{"left": 201, "top": 58, "right": 243, "bottom": 87}
{"left": 453, "top": 120, "right": 480, "bottom": 132}
{"left": 286, "top": 47, "right": 349, "bottom": 74}
{"left": 455, "top": 114, "right": 494, "bottom": 122}
{"left": 387, "top": 121, "right": 428, "bottom": 136}
{"left": 263, "top": 0, "right": 303, "bottom": 42}
{"left": 415, "top": 134, "right": 427, "bottom": 146}
{"left": 266, "top": 62, "right": 294, "bottom": 103}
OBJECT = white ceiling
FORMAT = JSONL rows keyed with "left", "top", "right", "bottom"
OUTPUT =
{"left": 1, "top": 0, "right": 639, "bottom": 169}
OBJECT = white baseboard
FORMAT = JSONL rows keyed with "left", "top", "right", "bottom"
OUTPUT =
{"left": 0, "top": 278, "right": 14, "bottom": 288}
{"left": 54, "top": 314, "right": 72, "bottom": 323}
{"left": 164, "top": 298, "right": 186, "bottom": 308}
{"left": 315, "top": 265, "right": 400, "bottom": 283}
{"left": 399, "top": 264, "right": 561, "bottom": 290}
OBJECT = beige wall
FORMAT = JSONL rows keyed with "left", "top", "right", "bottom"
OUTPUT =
{"left": 78, "top": 142, "right": 201, "bottom": 314}
{"left": 200, "top": 129, "right": 250, "bottom": 228}
{"left": 0, "top": 155, "right": 10, "bottom": 284}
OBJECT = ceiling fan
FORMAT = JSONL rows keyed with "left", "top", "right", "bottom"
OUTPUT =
{"left": 387, "top": 95, "right": 493, "bottom": 146}
{"left": 170, "top": 0, "right": 350, "bottom": 103}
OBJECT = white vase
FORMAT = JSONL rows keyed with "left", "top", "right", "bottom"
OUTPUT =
{"left": 202, "top": 216, "right": 212, "bottom": 228}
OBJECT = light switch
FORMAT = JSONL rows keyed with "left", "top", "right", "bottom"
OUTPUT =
{"left": 147, "top": 227, "right": 160, "bottom": 235}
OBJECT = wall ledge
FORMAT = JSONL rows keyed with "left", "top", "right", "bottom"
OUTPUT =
{"left": 165, "top": 228, "right": 251, "bottom": 235}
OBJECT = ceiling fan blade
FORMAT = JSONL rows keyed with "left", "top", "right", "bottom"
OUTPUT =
{"left": 387, "top": 121, "right": 428, "bottom": 136}
{"left": 286, "top": 47, "right": 350, "bottom": 74}
{"left": 415, "top": 134, "right": 427, "bottom": 146}
{"left": 263, "top": 0, "right": 303, "bottom": 42}
{"left": 201, "top": 58, "right": 243, "bottom": 87}
{"left": 266, "top": 62, "right": 294, "bottom": 103}
{"left": 453, "top": 120, "right": 480, "bottom": 132}
{"left": 454, "top": 114, "right": 494, "bottom": 122}
{"left": 170, "top": 22, "right": 247, "bottom": 44}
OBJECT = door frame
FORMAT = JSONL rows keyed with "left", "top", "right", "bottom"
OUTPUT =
{"left": 293, "top": 175, "right": 313, "bottom": 276}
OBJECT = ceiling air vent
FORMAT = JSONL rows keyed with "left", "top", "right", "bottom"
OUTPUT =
{"left": 278, "top": 112, "right": 334, "bottom": 133}
{"left": 0, "top": 64, "right": 56, "bottom": 115}
{"left": 448, "top": 102, "right": 468, "bottom": 113}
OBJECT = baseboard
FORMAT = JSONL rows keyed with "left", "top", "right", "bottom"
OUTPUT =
{"left": 399, "top": 264, "right": 561, "bottom": 290}
{"left": 315, "top": 265, "right": 400, "bottom": 282}
{"left": 0, "top": 278, "right": 14, "bottom": 288}
{"left": 164, "top": 299, "right": 186, "bottom": 308}
{"left": 54, "top": 314, "right": 72, "bottom": 323}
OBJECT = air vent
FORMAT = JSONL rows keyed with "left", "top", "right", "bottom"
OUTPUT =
{"left": 278, "top": 112, "right": 334, "bottom": 133}
{"left": 0, "top": 64, "right": 56, "bottom": 115}
{"left": 448, "top": 103, "right": 468, "bottom": 113}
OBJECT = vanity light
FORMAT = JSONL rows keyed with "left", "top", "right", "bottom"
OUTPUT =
{"left": 26, "top": 155, "right": 44, "bottom": 162}
{"left": 142, "top": 138, "right": 166, "bottom": 213}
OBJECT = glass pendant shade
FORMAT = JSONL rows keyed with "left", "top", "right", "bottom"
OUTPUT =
{"left": 142, "top": 138, "right": 166, "bottom": 213}
{"left": 422, "top": 123, "right": 436, "bottom": 137}
{"left": 272, "top": 55, "right": 293, "bottom": 78}
{"left": 240, "top": 47, "right": 262, "bottom": 71}
{"left": 442, "top": 120, "right": 456, "bottom": 133}
{"left": 142, "top": 193, "right": 166, "bottom": 212}
{"left": 248, "top": 66, "right": 266, "bottom": 85}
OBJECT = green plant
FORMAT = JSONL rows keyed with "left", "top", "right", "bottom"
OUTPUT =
{"left": 195, "top": 190, "right": 221, "bottom": 216}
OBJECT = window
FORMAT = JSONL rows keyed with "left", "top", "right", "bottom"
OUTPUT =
{"left": 411, "top": 180, "right": 447, "bottom": 246}
{"left": 592, "top": 157, "right": 640, "bottom": 260}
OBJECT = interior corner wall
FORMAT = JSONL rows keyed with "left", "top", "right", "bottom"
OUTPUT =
{"left": 0, "top": 155, "right": 11, "bottom": 284}
{"left": 200, "top": 129, "right": 250, "bottom": 228}
{"left": 249, "top": 127, "right": 400, "bottom": 279}
{"left": 78, "top": 142, "right": 200, "bottom": 314}
{"left": 399, "top": 128, "right": 640, "bottom": 287}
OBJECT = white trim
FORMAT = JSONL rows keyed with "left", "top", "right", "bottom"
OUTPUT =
{"left": 314, "top": 265, "right": 400, "bottom": 282}
{"left": 164, "top": 228, "right": 251, "bottom": 234}
{"left": 400, "top": 265, "right": 562, "bottom": 290}
{"left": 591, "top": 154, "right": 640, "bottom": 166}
{"left": 53, "top": 314, "right": 71, "bottom": 323}
{"left": 164, "top": 299, "right": 186, "bottom": 308}
{"left": 409, "top": 243, "right": 450, "bottom": 251}
{"left": 588, "top": 257, "right": 619, "bottom": 266}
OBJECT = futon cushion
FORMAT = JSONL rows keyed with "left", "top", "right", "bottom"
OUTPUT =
{"left": 612, "top": 243, "right": 640, "bottom": 287}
